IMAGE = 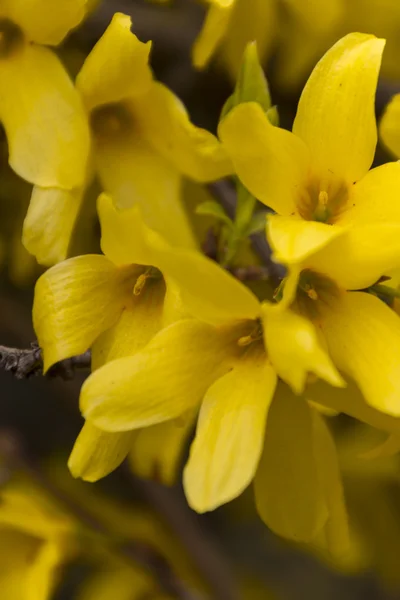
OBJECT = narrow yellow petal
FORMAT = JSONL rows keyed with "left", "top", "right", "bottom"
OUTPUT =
{"left": 23, "top": 186, "right": 85, "bottom": 267}
{"left": 361, "top": 433, "right": 400, "bottom": 460}
{"left": 184, "top": 350, "right": 276, "bottom": 512}
{"left": 321, "top": 291, "right": 400, "bottom": 416}
{"left": 380, "top": 93, "right": 400, "bottom": 158}
{"left": 81, "top": 320, "right": 238, "bottom": 431}
{"left": 77, "top": 13, "right": 152, "bottom": 111}
{"left": 6, "top": 0, "right": 86, "bottom": 45}
{"left": 130, "top": 415, "right": 196, "bottom": 486}
{"left": 219, "top": 102, "right": 310, "bottom": 215}
{"left": 33, "top": 255, "right": 134, "bottom": 371}
{"left": 267, "top": 214, "right": 347, "bottom": 264}
{"left": 263, "top": 305, "right": 344, "bottom": 394}
{"left": 0, "top": 44, "right": 90, "bottom": 189}
{"left": 68, "top": 421, "right": 135, "bottom": 482}
{"left": 134, "top": 82, "right": 232, "bottom": 181}
{"left": 293, "top": 33, "right": 385, "bottom": 185}
{"left": 94, "top": 126, "right": 196, "bottom": 249}
{"left": 192, "top": 2, "right": 234, "bottom": 69}
{"left": 306, "top": 223, "right": 400, "bottom": 290}
{"left": 26, "top": 542, "right": 62, "bottom": 600}
{"left": 254, "top": 385, "right": 328, "bottom": 542}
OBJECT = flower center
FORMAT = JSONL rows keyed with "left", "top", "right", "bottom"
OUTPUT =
{"left": 297, "top": 179, "right": 349, "bottom": 224}
{"left": 0, "top": 19, "right": 24, "bottom": 59}
{"left": 293, "top": 269, "right": 340, "bottom": 319}
{"left": 90, "top": 102, "right": 134, "bottom": 140}
{"left": 133, "top": 266, "right": 162, "bottom": 296}
{"left": 237, "top": 319, "right": 263, "bottom": 347}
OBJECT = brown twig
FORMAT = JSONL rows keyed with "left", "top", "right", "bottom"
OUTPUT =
{"left": 0, "top": 343, "right": 91, "bottom": 380}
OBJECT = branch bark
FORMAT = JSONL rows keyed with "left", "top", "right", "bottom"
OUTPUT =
{"left": 0, "top": 344, "right": 91, "bottom": 379}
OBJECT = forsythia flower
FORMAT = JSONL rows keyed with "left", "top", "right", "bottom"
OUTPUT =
{"left": 33, "top": 194, "right": 195, "bottom": 483}
{"left": 24, "top": 12, "right": 231, "bottom": 266}
{"left": 0, "top": 479, "right": 75, "bottom": 600}
{"left": 219, "top": 33, "right": 400, "bottom": 276}
{"left": 0, "top": 0, "right": 90, "bottom": 189}
{"left": 193, "top": 0, "right": 342, "bottom": 78}
{"left": 380, "top": 93, "right": 400, "bottom": 158}
{"left": 74, "top": 201, "right": 351, "bottom": 542}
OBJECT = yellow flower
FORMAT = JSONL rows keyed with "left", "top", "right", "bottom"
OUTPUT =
{"left": 77, "top": 201, "right": 348, "bottom": 541}
{"left": 0, "top": 479, "right": 75, "bottom": 600}
{"left": 0, "top": 0, "right": 90, "bottom": 189}
{"left": 380, "top": 93, "right": 400, "bottom": 158}
{"left": 33, "top": 193, "right": 195, "bottom": 482}
{"left": 24, "top": 12, "right": 231, "bottom": 266}
{"left": 219, "top": 33, "right": 400, "bottom": 276}
{"left": 193, "top": 0, "right": 342, "bottom": 78}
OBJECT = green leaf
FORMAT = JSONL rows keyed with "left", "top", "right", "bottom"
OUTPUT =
{"left": 233, "top": 42, "right": 272, "bottom": 111}
{"left": 196, "top": 201, "right": 233, "bottom": 227}
{"left": 266, "top": 105, "right": 279, "bottom": 127}
{"left": 246, "top": 211, "right": 268, "bottom": 236}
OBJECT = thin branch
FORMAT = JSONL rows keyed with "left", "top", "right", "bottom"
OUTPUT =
{"left": 0, "top": 430, "right": 205, "bottom": 600}
{"left": 207, "top": 180, "right": 285, "bottom": 282}
{"left": 0, "top": 343, "right": 91, "bottom": 380}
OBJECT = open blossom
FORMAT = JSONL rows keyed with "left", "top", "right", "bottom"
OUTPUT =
{"left": 72, "top": 200, "right": 353, "bottom": 542}
{"left": 219, "top": 33, "right": 400, "bottom": 275}
{"left": 0, "top": 0, "right": 90, "bottom": 190}
{"left": 23, "top": 12, "right": 231, "bottom": 266}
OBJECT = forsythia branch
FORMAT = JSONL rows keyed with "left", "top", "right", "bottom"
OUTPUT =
{"left": 0, "top": 344, "right": 91, "bottom": 379}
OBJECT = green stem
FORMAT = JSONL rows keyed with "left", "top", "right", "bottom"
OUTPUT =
{"left": 369, "top": 283, "right": 400, "bottom": 300}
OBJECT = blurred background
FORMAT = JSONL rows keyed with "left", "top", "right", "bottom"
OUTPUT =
{"left": 2, "top": 1, "right": 400, "bottom": 598}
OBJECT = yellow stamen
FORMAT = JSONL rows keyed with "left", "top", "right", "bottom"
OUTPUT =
{"left": 133, "top": 273, "right": 149, "bottom": 296}
{"left": 318, "top": 190, "right": 329, "bottom": 207}
{"left": 237, "top": 335, "right": 253, "bottom": 347}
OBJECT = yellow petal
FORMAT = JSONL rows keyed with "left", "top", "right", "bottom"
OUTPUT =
{"left": 311, "top": 410, "right": 350, "bottom": 556}
{"left": 94, "top": 124, "right": 196, "bottom": 249}
{"left": 68, "top": 421, "right": 135, "bottom": 482}
{"left": 184, "top": 349, "right": 276, "bottom": 512}
{"left": 219, "top": 102, "right": 310, "bottom": 215}
{"left": 254, "top": 384, "right": 328, "bottom": 542}
{"left": 283, "top": 0, "right": 343, "bottom": 34}
{"left": 0, "top": 44, "right": 90, "bottom": 189}
{"left": 81, "top": 320, "right": 238, "bottom": 431}
{"left": 192, "top": 2, "right": 234, "bottom": 69}
{"left": 380, "top": 93, "right": 400, "bottom": 158}
{"left": 338, "top": 162, "right": 400, "bottom": 227}
{"left": 23, "top": 186, "right": 85, "bottom": 266}
{"left": 98, "top": 195, "right": 260, "bottom": 325}
{"left": 320, "top": 291, "right": 400, "bottom": 416}
{"left": 361, "top": 433, "right": 400, "bottom": 460}
{"left": 293, "top": 33, "right": 384, "bottom": 185}
{"left": 267, "top": 214, "right": 347, "bottom": 264}
{"left": 130, "top": 415, "right": 196, "bottom": 486}
{"left": 133, "top": 82, "right": 232, "bottom": 181}
{"left": 263, "top": 305, "right": 344, "bottom": 394}
{"left": 6, "top": 0, "right": 86, "bottom": 45}
{"left": 33, "top": 255, "right": 135, "bottom": 371}
{"left": 92, "top": 278, "right": 165, "bottom": 370}
{"left": 306, "top": 223, "right": 400, "bottom": 290}
{"left": 76, "top": 13, "right": 152, "bottom": 111}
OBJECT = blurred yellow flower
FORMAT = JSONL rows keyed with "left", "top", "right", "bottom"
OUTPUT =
{"left": 220, "top": 33, "right": 400, "bottom": 275}
{"left": 24, "top": 12, "right": 231, "bottom": 266}
{"left": 380, "top": 93, "right": 400, "bottom": 158}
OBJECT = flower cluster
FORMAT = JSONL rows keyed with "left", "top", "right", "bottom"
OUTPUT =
{"left": 3, "top": 0, "right": 400, "bottom": 596}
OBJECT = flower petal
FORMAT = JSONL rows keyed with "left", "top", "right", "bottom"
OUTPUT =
{"left": 33, "top": 255, "right": 134, "bottom": 371}
{"left": 338, "top": 162, "right": 400, "bottom": 226}
{"left": 94, "top": 125, "right": 196, "bottom": 249}
{"left": 267, "top": 214, "right": 347, "bottom": 264}
{"left": 68, "top": 421, "right": 135, "bottom": 482}
{"left": 0, "top": 44, "right": 90, "bottom": 189}
{"left": 380, "top": 93, "right": 400, "bottom": 158}
{"left": 81, "top": 320, "right": 238, "bottom": 431}
{"left": 263, "top": 304, "right": 344, "bottom": 394}
{"left": 22, "top": 186, "right": 85, "bottom": 266}
{"left": 130, "top": 415, "right": 196, "bottom": 486}
{"left": 76, "top": 13, "right": 152, "bottom": 111}
{"left": 98, "top": 194, "right": 261, "bottom": 325}
{"left": 184, "top": 349, "right": 276, "bottom": 512}
{"left": 192, "top": 1, "right": 234, "bottom": 69}
{"left": 91, "top": 278, "right": 166, "bottom": 370}
{"left": 293, "top": 33, "right": 384, "bottom": 185}
{"left": 26, "top": 542, "right": 62, "bottom": 600}
{"left": 6, "top": 0, "right": 86, "bottom": 45}
{"left": 254, "top": 385, "right": 328, "bottom": 542}
{"left": 133, "top": 82, "right": 232, "bottom": 181}
{"left": 320, "top": 291, "right": 400, "bottom": 416}
{"left": 219, "top": 102, "right": 310, "bottom": 215}
{"left": 305, "top": 223, "right": 400, "bottom": 290}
